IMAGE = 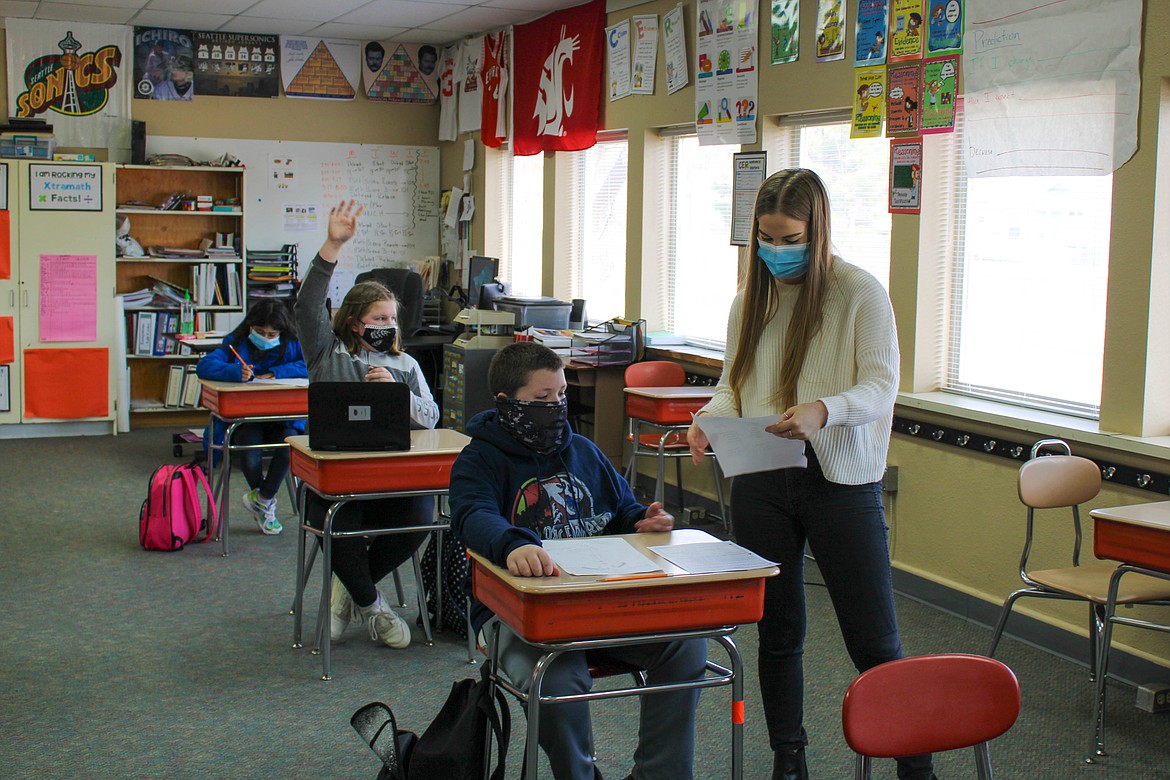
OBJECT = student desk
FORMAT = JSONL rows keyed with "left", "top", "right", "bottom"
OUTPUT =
{"left": 199, "top": 378, "right": 309, "bottom": 556}
{"left": 287, "top": 429, "right": 471, "bottom": 680}
{"left": 1088, "top": 501, "right": 1170, "bottom": 762}
{"left": 471, "top": 528, "right": 778, "bottom": 779}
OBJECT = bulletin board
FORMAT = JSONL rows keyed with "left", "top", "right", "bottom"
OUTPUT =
{"left": 147, "top": 136, "right": 440, "bottom": 301}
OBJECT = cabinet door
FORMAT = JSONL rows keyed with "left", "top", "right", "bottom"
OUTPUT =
{"left": 0, "top": 162, "right": 19, "bottom": 424}
{"left": 16, "top": 161, "right": 117, "bottom": 423}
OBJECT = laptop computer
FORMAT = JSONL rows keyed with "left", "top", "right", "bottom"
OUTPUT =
{"left": 308, "top": 381, "right": 412, "bottom": 452}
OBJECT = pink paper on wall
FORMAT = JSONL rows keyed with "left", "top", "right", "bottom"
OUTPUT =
{"left": 0, "top": 211, "right": 10, "bottom": 280}
{"left": 39, "top": 253, "right": 97, "bottom": 342}
{"left": 0, "top": 316, "right": 13, "bottom": 363}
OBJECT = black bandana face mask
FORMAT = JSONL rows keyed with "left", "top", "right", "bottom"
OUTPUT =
{"left": 496, "top": 397, "right": 569, "bottom": 454}
{"left": 361, "top": 325, "right": 397, "bottom": 353}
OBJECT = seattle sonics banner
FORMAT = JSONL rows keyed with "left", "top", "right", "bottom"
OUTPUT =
{"left": 7, "top": 19, "right": 133, "bottom": 149}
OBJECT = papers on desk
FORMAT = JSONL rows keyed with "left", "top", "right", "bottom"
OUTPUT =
{"left": 542, "top": 537, "right": 663, "bottom": 576}
{"left": 649, "top": 541, "right": 776, "bottom": 574}
{"left": 248, "top": 377, "right": 309, "bottom": 386}
{"left": 694, "top": 414, "right": 807, "bottom": 476}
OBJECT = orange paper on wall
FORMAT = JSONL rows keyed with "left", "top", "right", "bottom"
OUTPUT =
{"left": 0, "top": 316, "right": 13, "bottom": 363}
{"left": 24, "top": 347, "right": 108, "bottom": 419}
{"left": 0, "top": 210, "right": 10, "bottom": 280}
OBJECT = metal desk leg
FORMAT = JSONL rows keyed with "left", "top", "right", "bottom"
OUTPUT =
{"left": 714, "top": 633, "right": 744, "bottom": 780}
{"left": 1088, "top": 565, "right": 1124, "bottom": 762}
{"left": 525, "top": 649, "right": 564, "bottom": 780}
{"left": 292, "top": 482, "right": 311, "bottom": 646}
{"left": 218, "top": 419, "right": 242, "bottom": 557}
{"left": 312, "top": 499, "right": 347, "bottom": 681}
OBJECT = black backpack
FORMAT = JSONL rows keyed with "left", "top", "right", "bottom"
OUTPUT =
{"left": 352, "top": 664, "right": 510, "bottom": 780}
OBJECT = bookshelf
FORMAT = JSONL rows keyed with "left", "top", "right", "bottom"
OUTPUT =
{"left": 115, "top": 164, "right": 245, "bottom": 424}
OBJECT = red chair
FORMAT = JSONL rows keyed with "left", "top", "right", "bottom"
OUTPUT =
{"left": 622, "top": 361, "right": 727, "bottom": 530}
{"left": 842, "top": 654, "right": 1020, "bottom": 780}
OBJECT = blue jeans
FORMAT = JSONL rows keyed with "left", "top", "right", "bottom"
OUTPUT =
{"left": 731, "top": 447, "right": 933, "bottom": 780}
{"left": 231, "top": 422, "right": 298, "bottom": 500}
{"left": 490, "top": 619, "right": 708, "bottom": 780}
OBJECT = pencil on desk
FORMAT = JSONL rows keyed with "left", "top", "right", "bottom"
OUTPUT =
{"left": 601, "top": 571, "right": 668, "bottom": 582}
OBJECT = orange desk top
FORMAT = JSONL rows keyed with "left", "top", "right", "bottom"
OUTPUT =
{"left": 199, "top": 379, "right": 309, "bottom": 418}
{"left": 471, "top": 529, "right": 778, "bottom": 641}
{"left": 287, "top": 429, "right": 470, "bottom": 495}
{"left": 624, "top": 386, "right": 714, "bottom": 426}
{"left": 1091, "top": 501, "right": 1170, "bottom": 575}
{"left": 623, "top": 386, "right": 716, "bottom": 400}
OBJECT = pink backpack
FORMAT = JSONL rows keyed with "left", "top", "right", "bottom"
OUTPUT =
{"left": 139, "top": 463, "right": 219, "bottom": 551}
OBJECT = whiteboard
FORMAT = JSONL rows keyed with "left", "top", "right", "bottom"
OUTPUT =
{"left": 148, "top": 136, "right": 440, "bottom": 300}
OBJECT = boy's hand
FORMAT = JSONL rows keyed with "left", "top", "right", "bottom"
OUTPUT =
{"left": 506, "top": 544, "right": 560, "bottom": 577}
{"left": 635, "top": 501, "right": 674, "bottom": 533}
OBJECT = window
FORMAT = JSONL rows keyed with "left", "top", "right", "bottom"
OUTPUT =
{"left": 939, "top": 108, "right": 1112, "bottom": 417}
{"left": 661, "top": 133, "right": 740, "bottom": 343}
{"left": 558, "top": 134, "right": 628, "bottom": 322}
{"left": 767, "top": 112, "right": 892, "bottom": 288}
{"left": 485, "top": 147, "right": 544, "bottom": 296}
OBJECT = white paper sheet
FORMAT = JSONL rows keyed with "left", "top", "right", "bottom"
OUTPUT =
{"left": 694, "top": 414, "right": 807, "bottom": 476}
{"left": 542, "top": 537, "right": 663, "bottom": 576}
{"left": 648, "top": 540, "right": 776, "bottom": 574}
{"left": 248, "top": 377, "right": 309, "bottom": 386}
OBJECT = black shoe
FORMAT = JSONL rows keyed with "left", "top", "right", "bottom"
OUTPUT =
{"left": 772, "top": 747, "right": 809, "bottom": 780}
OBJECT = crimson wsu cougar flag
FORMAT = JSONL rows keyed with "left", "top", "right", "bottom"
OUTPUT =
{"left": 512, "top": 0, "right": 605, "bottom": 156}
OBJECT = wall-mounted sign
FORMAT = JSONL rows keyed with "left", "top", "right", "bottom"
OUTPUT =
{"left": 28, "top": 163, "right": 103, "bottom": 211}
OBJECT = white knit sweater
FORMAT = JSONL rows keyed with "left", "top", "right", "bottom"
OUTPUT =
{"left": 700, "top": 258, "right": 898, "bottom": 485}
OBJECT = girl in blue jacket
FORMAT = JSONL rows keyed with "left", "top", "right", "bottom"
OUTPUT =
{"left": 196, "top": 300, "right": 307, "bottom": 535}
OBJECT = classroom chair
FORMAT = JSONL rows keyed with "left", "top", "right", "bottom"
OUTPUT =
{"left": 622, "top": 361, "right": 728, "bottom": 532}
{"left": 985, "top": 439, "right": 1170, "bottom": 677}
{"left": 842, "top": 654, "right": 1020, "bottom": 780}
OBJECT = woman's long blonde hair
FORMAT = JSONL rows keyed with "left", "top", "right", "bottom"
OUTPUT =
{"left": 330, "top": 280, "right": 402, "bottom": 356}
{"left": 727, "top": 168, "right": 834, "bottom": 412}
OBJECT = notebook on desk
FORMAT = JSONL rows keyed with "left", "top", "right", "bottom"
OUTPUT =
{"left": 308, "top": 381, "right": 411, "bottom": 452}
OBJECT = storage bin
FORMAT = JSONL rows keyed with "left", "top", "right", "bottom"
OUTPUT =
{"left": 0, "top": 135, "right": 55, "bottom": 159}
{"left": 494, "top": 296, "right": 572, "bottom": 329}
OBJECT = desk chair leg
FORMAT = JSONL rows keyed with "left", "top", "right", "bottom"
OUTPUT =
{"left": 974, "top": 743, "right": 993, "bottom": 780}
{"left": 465, "top": 596, "right": 478, "bottom": 665}
{"left": 1088, "top": 602, "right": 1105, "bottom": 683}
{"left": 623, "top": 420, "right": 641, "bottom": 485}
{"left": 524, "top": 649, "right": 565, "bottom": 780}
{"left": 391, "top": 569, "right": 407, "bottom": 608}
{"left": 714, "top": 633, "right": 745, "bottom": 780}
{"left": 1089, "top": 566, "right": 1127, "bottom": 762}
{"left": 855, "top": 755, "right": 871, "bottom": 780}
{"left": 655, "top": 439, "right": 667, "bottom": 505}
{"left": 312, "top": 500, "right": 348, "bottom": 681}
{"left": 284, "top": 473, "right": 299, "bottom": 516}
{"left": 292, "top": 530, "right": 319, "bottom": 616}
{"left": 218, "top": 420, "right": 242, "bottom": 557}
{"left": 412, "top": 550, "right": 435, "bottom": 646}
{"left": 675, "top": 456, "right": 685, "bottom": 512}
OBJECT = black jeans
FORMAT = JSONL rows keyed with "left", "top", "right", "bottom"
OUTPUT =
{"left": 731, "top": 447, "right": 933, "bottom": 780}
{"left": 304, "top": 492, "right": 435, "bottom": 608}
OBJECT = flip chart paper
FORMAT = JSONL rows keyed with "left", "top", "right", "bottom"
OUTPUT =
{"left": 648, "top": 540, "right": 776, "bottom": 574}
{"left": 695, "top": 414, "right": 808, "bottom": 476}
{"left": 39, "top": 254, "right": 97, "bottom": 342}
{"left": 542, "top": 537, "right": 663, "bottom": 576}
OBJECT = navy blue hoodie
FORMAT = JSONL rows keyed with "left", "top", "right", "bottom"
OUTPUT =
{"left": 450, "top": 407, "right": 647, "bottom": 634}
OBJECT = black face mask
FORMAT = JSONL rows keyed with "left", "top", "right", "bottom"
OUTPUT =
{"left": 361, "top": 325, "right": 397, "bottom": 353}
{"left": 496, "top": 397, "right": 569, "bottom": 454}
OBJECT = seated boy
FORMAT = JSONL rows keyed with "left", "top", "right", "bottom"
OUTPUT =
{"left": 450, "top": 342, "right": 708, "bottom": 780}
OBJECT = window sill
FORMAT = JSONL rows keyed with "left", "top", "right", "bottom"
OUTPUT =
{"left": 896, "top": 391, "right": 1170, "bottom": 464}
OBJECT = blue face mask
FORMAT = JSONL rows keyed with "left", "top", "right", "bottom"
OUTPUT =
{"left": 248, "top": 330, "right": 281, "bottom": 351}
{"left": 757, "top": 240, "right": 810, "bottom": 280}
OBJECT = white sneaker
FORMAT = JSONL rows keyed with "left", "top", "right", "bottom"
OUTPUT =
{"left": 241, "top": 489, "right": 282, "bottom": 535}
{"left": 330, "top": 575, "right": 355, "bottom": 641}
{"left": 365, "top": 594, "right": 411, "bottom": 649}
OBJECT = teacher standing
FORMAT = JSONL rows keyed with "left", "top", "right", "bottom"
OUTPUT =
{"left": 687, "top": 169, "right": 934, "bottom": 780}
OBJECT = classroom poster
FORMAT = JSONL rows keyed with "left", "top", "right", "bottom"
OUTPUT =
{"left": 194, "top": 32, "right": 279, "bottom": 98}
{"left": 889, "top": 0, "right": 925, "bottom": 62}
{"left": 963, "top": 0, "right": 1141, "bottom": 176}
{"left": 815, "top": 0, "right": 846, "bottom": 62}
{"left": 771, "top": 0, "right": 800, "bottom": 64}
{"left": 133, "top": 27, "right": 195, "bottom": 101}
{"left": 481, "top": 31, "right": 509, "bottom": 148}
{"left": 7, "top": 19, "right": 133, "bottom": 149}
{"left": 886, "top": 63, "right": 922, "bottom": 135}
{"left": 362, "top": 41, "right": 440, "bottom": 104}
{"left": 889, "top": 138, "right": 923, "bottom": 213}
{"left": 512, "top": 0, "right": 606, "bottom": 155}
{"left": 926, "top": 0, "right": 963, "bottom": 56}
{"left": 458, "top": 36, "right": 484, "bottom": 133}
{"left": 631, "top": 15, "right": 659, "bottom": 95}
{"left": 0, "top": 316, "right": 13, "bottom": 363}
{"left": 606, "top": 19, "right": 632, "bottom": 101}
{"left": 854, "top": 0, "right": 888, "bottom": 66}
{"left": 695, "top": 0, "right": 758, "bottom": 146}
{"left": 664, "top": 5, "right": 690, "bottom": 94}
{"left": 0, "top": 210, "right": 9, "bottom": 281}
{"left": 280, "top": 36, "right": 359, "bottom": 100}
{"left": 920, "top": 55, "right": 957, "bottom": 134}
{"left": 731, "top": 151, "right": 767, "bottom": 245}
{"left": 23, "top": 347, "right": 108, "bottom": 419}
{"left": 851, "top": 67, "right": 885, "bottom": 138}
{"left": 39, "top": 254, "right": 97, "bottom": 342}
{"left": 437, "top": 44, "right": 461, "bottom": 142}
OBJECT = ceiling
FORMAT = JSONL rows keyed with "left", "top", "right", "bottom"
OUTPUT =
{"left": 0, "top": 0, "right": 615, "bottom": 45}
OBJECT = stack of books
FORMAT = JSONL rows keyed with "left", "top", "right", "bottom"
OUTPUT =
{"left": 246, "top": 244, "right": 298, "bottom": 302}
{"left": 165, "top": 364, "right": 203, "bottom": 408}
{"left": 1, "top": 117, "right": 54, "bottom": 159}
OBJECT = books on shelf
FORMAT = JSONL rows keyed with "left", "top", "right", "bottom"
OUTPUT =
{"left": 134, "top": 313, "right": 154, "bottom": 355}
{"left": 181, "top": 365, "right": 202, "bottom": 407}
{"left": 165, "top": 364, "right": 184, "bottom": 407}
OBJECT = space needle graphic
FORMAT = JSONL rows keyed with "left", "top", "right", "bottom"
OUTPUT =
{"left": 57, "top": 31, "right": 82, "bottom": 114}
